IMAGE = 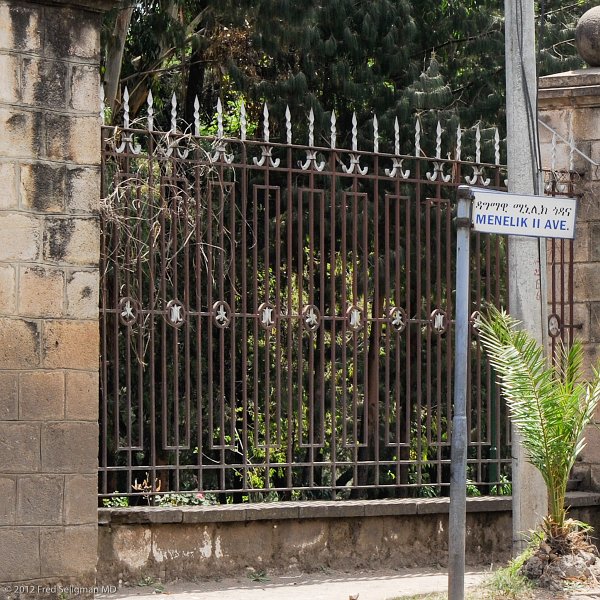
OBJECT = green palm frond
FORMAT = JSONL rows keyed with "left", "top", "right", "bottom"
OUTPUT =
{"left": 478, "top": 306, "right": 600, "bottom": 528}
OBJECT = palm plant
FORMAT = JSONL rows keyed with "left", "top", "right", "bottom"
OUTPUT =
{"left": 478, "top": 306, "right": 600, "bottom": 536}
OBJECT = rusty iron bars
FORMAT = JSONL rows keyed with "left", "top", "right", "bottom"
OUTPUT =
{"left": 99, "top": 91, "right": 515, "bottom": 503}
{"left": 539, "top": 116, "right": 590, "bottom": 356}
{"left": 544, "top": 169, "right": 579, "bottom": 356}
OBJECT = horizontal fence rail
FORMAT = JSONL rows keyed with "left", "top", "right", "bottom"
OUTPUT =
{"left": 99, "top": 93, "right": 521, "bottom": 504}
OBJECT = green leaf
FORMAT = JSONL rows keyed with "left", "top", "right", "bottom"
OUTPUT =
{"left": 478, "top": 305, "right": 600, "bottom": 528}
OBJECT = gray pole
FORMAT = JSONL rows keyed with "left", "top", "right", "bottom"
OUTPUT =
{"left": 504, "top": 0, "right": 548, "bottom": 553}
{"left": 448, "top": 185, "right": 473, "bottom": 600}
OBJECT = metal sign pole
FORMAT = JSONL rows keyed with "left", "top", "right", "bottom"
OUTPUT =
{"left": 448, "top": 185, "right": 474, "bottom": 600}
{"left": 446, "top": 185, "right": 575, "bottom": 598}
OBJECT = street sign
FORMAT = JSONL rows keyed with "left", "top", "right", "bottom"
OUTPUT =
{"left": 449, "top": 184, "right": 577, "bottom": 600}
{"left": 471, "top": 188, "right": 577, "bottom": 239}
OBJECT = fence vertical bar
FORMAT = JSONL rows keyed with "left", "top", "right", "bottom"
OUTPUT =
{"left": 448, "top": 185, "right": 473, "bottom": 600}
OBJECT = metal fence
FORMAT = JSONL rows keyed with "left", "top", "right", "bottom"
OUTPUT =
{"left": 545, "top": 170, "right": 577, "bottom": 358}
{"left": 99, "top": 94, "right": 519, "bottom": 504}
{"left": 540, "top": 115, "right": 592, "bottom": 356}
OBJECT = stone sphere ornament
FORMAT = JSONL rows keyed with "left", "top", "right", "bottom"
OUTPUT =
{"left": 576, "top": 6, "right": 600, "bottom": 67}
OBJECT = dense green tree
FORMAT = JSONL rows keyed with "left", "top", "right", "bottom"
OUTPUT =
{"left": 102, "top": 1, "right": 593, "bottom": 138}
{"left": 102, "top": 0, "right": 261, "bottom": 124}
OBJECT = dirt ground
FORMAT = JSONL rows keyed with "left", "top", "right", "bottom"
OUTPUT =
{"left": 97, "top": 567, "right": 488, "bottom": 599}
{"left": 529, "top": 589, "right": 600, "bottom": 599}
{"left": 95, "top": 567, "right": 600, "bottom": 600}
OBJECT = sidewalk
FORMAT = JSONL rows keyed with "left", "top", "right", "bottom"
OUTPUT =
{"left": 98, "top": 568, "right": 490, "bottom": 600}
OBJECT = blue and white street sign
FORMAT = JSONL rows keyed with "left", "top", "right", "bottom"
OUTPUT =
{"left": 471, "top": 188, "right": 577, "bottom": 239}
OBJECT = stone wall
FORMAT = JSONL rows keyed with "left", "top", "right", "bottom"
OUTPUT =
{"left": 539, "top": 69, "right": 600, "bottom": 491}
{"left": 96, "top": 494, "right": 600, "bottom": 586}
{"left": 0, "top": 0, "right": 115, "bottom": 595}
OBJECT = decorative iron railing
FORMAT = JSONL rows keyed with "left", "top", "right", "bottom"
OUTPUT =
{"left": 99, "top": 90, "right": 519, "bottom": 504}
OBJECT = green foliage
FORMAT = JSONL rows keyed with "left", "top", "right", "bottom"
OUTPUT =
{"left": 102, "top": 493, "right": 130, "bottom": 508}
{"left": 490, "top": 474, "right": 512, "bottom": 497}
{"left": 157, "top": 492, "right": 217, "bottom": 506}
{"left": 483, "top": 549, "right": 534, "bottom": 599}
{"left": 247, "top": 569, "right": 270, "bottom": 583}
{"left": 537, "top": 0, "right": 591, "bottom": 77}
{"left": 198, "top": 96, "right": 258, "bottom": 138}
{"left": 104, "top": 1, "right": 588, "bottom": 141}
{"left": 466, "top": 479, "right": 482, "bottom": 497}
{"left": 478, "top": 306, "right": 600, "bottom": 529}
{"left": 103, "top": 488, "right": 217, "bottom": 508}
{"left": 137, "top": 576, "right": 165, "bottom": 594}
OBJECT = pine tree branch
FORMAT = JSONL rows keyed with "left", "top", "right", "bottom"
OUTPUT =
{"left": 535, "top": 2, "right": 586, "bottom": 19}
{"left": 450, "top": 65, "right": 504, "bottom": 99}
{"left": 120, "top": 57, "right": 216, "bottom": 84}
{"left": 411, "top": 27, "right": 501, "bottom": 61}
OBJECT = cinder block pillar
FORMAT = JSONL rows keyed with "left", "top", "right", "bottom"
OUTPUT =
{"left": 0, "top": 0, "right": 117, "bottom": 595}
{"left": 539, "top": 69, "right": 600, "bottom": 491}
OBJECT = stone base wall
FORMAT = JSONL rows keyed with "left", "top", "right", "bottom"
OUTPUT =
{"left": 96, "top": 494, "right": 600, "bottom": 586}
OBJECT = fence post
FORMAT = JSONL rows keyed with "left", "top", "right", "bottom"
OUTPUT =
{"left": 505, "top": 0, "right": 548, "bottom": 552}
{"left": 538, "top": 16, "right": 600, "bottom": 497}
{"left": 0, "top": 0, "right": 117, "bottom": 593}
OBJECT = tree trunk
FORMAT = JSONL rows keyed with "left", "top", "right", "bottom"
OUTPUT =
{"left": 184, "top": 46, "right": 206, "bottom": 125}
{"left": 104, "top": 7, "right": 134, "bottom": 120}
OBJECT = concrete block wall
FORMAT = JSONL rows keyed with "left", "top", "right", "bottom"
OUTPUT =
{"left": 539, "top": 69, "right": 600, "bottom": 491}
{"left": 0, "top": 0, "right": 115, "bottom": 594}
{"left": 95, "top": 494, "right": 600, "bottom": 584}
